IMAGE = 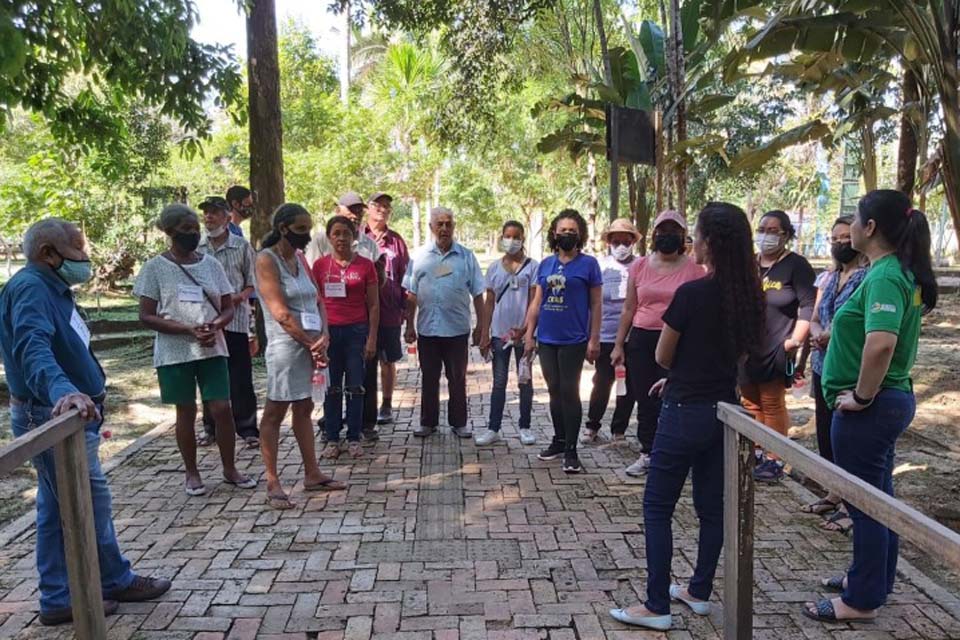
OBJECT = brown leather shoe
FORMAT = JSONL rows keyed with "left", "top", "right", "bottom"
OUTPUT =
{"left": 106, "top": 575, "right": 172, "bottom": 602}
{"left": 39, "top": 599, "right": 119, "bottom": 626}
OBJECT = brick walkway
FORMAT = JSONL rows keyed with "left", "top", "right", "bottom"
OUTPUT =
{"left": 2, "top": 353, "right": 960, "bottom": 639}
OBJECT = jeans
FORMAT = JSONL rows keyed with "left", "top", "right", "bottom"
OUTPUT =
{"left": 586, "top": 342, "right": 636, "bottom": 435}
{"left": 643, "top": 400, "right": 724, "bottom": 615}
{"left": 832, "top": 388, "right": 915, "bottom": 610}
{"left": 10, "top": 400, "right": 134, "bottom": 613}
{"left": 419, "top": 334, "right": 469, "bottom": 428}
{"left": 812, "top": 373, "right": 834, "bottom": 463}
{"left": 203, "top": 330, "right": 259, "bottom": 439}
{"left": 538, "top": 342, "right": 587, "bottom": 453}
{"left": 488, "top": 337, "right": 533, "bottom": 432}
{"left": 325, "top": 323, "right": 369, "bottom": 442}
{"left": 625, "top": 328, "right": 666, "bottom": 451}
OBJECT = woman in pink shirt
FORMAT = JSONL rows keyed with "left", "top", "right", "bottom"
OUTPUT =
{"left": 611, "top": 210, "right": 704, "bottom": 476}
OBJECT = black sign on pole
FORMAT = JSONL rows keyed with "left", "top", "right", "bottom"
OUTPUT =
{"left": 605, "top": 105, "right": 657, "bottom": 166}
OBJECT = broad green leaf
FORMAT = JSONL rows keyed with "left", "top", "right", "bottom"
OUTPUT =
{"left": 688, "top": 93, "right": 735, "bottom": 117}
{"left": 626, "top": 83, "right": 653, "bottom": 111}
{"left": 639, "top": 21, "right": 667, "bottom": 80}
{"left": 731, "top": 120, "right": 832, "bottom": 172}
{"left": 681, "top": 0, "right": 702, "bottom": 53}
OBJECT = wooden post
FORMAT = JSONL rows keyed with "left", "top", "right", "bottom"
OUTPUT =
{"left": 723, "top": 425, "right": 755, "bottom": 640}
{"left": 53, "top": 429, "right": 106, "bottom": 640}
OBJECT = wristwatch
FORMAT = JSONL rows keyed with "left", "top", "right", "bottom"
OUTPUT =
{"left": 852, "top": 391, "right": 874, "bottom": 406}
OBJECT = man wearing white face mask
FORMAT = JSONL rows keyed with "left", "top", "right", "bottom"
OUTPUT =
{"left": 583, "top": 219, "right": 642, "bottom": 444}
{"left": 477, "top": 221, "right": 539, "bottom": 445}
{"left": 198, "top": 196, "right": 260, "bottom": 448}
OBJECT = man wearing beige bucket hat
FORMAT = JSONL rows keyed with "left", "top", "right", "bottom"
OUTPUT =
{"left": 582, "top": 219, "right": 642, "bottom": 445}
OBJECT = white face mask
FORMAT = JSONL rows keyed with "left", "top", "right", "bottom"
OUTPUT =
{"left": 611, "top": 244, "right": 633, "bottom": 262}
{"left": 755, "top": 232, "right": 782, "bottom": 255}
{"left": 500, "top": 238, "right": 523, "bottom": 255}
{"left": 207, "top": 225, "right": 227, "bottom": 239}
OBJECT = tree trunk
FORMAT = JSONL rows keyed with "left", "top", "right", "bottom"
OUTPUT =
{"left": 897, "top": 68, "right": 920, "bottom": 195}
{"left": 860, "top": 124, "right": 878, "bottom": 192}
{"left": 592, "top": 0, "right": 619, "bottom": 222}
{"left": 339, "top": 0, "right": 351, "bottom": 106}
{"left": 412, "top": 199, "right": 422, "bottom": 248}
{"left": 937, "top": 1, "right": 960, "bottom": 232}
{"left": 586, "top": 152, "right": 600, "bottom": 250}
{"left": 247, "top": 0, "right": 285, "bottom": 246}
{"left": 670, "top": 0, "right": 687, "bottom": 216}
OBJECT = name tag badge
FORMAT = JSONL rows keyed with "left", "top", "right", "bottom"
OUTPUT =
{"left": 324, "top": 282, "right": 347, "bottom": 298}
{"left": 618, "top": 273, "right": 628, "bottom": 300}
{"left": 70, "top": 309, "right": 91, "bottom": 348}
{"left": 434, "top": 264, "right": 453, "bottom": 278}
{"left": 510, "top": 275, "right": 520, "bottom": 290}
{"left": 301, "top": 312, "right": 322, "bottom": 331}
{"left": 177, "top": 284, "right": 204, "bottom": 303}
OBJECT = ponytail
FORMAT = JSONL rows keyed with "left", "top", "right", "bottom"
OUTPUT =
{"left": 262, "top": 203, "right": 310, "bottom": 248}
{"left": 857, "top": 189, "right": 938, "bottom": 312}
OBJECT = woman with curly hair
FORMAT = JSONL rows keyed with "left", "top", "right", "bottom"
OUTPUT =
{"left": 524, "top": 209, "right": 602, "bottom": 474}
{"left": 610, "top": 202, "right": 765, "bottom": 630}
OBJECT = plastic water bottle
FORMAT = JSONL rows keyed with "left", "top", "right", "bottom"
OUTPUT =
{"left": 312, "top": 366, "right": 328, "bottom": 404}
{"left": 615, "top": 365, "right": 627, "bottom": 396}
{"left": 791, "top": 376, "right": 809, "bottom": 400}
{"left": 518, "top": 356, "right": 532, "bottom": 384}
{"left": 407, "top": 342, "right": 417, "bottom": 356}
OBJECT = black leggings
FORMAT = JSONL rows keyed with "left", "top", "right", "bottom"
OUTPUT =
{"left": 813, "top": 372, "right": 834, "bottom": 463}
{"left": 538, "top": 342, "right": 588, "bottom": 453}
{"left": 626, "top": 327, "right": 666, "bottom": 453}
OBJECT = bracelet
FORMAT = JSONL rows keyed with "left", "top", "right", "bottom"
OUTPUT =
{"left": 852, "top": 391, "right": 874, "bottom": 406}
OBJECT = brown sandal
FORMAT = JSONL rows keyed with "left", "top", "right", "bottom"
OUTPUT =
{"left": 304, "top": 477, "right": 346, "bottom": 492}
{"left": 265, "top": 493, "right": 295, "bottom": 510}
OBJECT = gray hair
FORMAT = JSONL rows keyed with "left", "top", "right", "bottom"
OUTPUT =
{"left": 23, "top": 218, "right": 72, "bottom": 261}
{"left": 157, "top": 203, "right": 198, "bottom": 233}
{"left": 429, "top": 206, "right": 454, "bottom": 224}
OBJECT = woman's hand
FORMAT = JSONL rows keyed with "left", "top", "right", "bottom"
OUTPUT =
{"left": 834, "top": 389, "right": 870, "bottom": 413}
{"left": 523, "top": 334, "right": 537, "bottom": 361}
{"left": 814, "top": 329, "right": 831, "bottom": 350}
{"left": 363, "top": 337, "right": 378, "bottom": 362}
{"left": 586, "top": 338, "right": 601, "bottom": 364}
{"left": 649, "top": 378, "right": 668, "bottom": 398}
{"left": 610, "top": 344, "right": 625, "bottom": 368}
{"left": 405, "top": 324, "right": 417, "bottom": 344}
{"left": 192, "top": 325, "right": 217, "bottom": 347}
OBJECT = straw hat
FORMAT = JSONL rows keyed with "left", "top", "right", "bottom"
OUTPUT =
{"left": 602, "top": 218, "right": 641, "bottom": 242}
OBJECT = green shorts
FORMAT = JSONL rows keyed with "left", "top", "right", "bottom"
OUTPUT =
{"left": 156, "top": 357, "right": 230, "bottom": 405}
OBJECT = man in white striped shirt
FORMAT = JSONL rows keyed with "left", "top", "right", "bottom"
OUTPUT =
{"left": 198, "top": 197, "right": 261, "bottom": 448}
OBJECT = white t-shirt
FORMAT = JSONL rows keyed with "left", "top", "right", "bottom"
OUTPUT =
{"left": 133, "top": 254, "right": 234, "bottom": 368}
{"left": 485, "top": 257, "right": 539, "bottom": 340}
{"left": 306, "top": 232, "right": 381, "bottom": 265}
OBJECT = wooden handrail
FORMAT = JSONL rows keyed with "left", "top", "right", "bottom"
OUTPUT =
{"left": 0, "top": 408, "right": 106, "bottom": 639}
{"left": 717, "top": 401, "right": 960, "bottom": 639}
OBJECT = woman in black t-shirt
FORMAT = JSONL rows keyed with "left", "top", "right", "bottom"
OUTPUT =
{"left": 609, "top": 202, "right": 765, "bottom": 631}
{"left": 741, "top": 210, "right": 815, "bottom": 483}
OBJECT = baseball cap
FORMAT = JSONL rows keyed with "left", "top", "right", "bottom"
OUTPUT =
{"left": 198, "top": 196, "right": 229, "bottom": 212}
{"left": 653, "top": 210, "right": 688, "bottom": 231}
{"left": 369, "top": 192, "right": 393, "bottom": 204}
{"left": 337, "top": 192, "right": 366, "bottom": 208}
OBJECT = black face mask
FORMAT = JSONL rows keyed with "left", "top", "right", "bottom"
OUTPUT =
{"left": 831, "top": 242, "right": 859, "bottom": 265}
{"left": 556, "top": 233, "right": 579, "bottom": 251}
{"left": 173, "top": 232, "right": 201, "bottom": 253}
{"left": 654, "top": 233, "right": 683, "bottom": 255}
{"left": 284, "top": 229, "right": 311, "bottom": 251}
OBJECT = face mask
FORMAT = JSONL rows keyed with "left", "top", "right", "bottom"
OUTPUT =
{"left": 755, "top": 232, "right": 782, "bottom": 255}
{"left": 611, "top": 244, "right": 633, "bottom": 262}
{"left": 284, "top": 229, "right": 311, "bottom": 251}
{"left": 206, "top": 225, "right": 227, "bottom": 239}
{"left": 831, "top": 242, "right": 858, "bottom": 265}
{"left": 173, "top": 232, "right": 201, "bottom": 253}
{"left": 653, "top": 234, "right": 683, "bottom": 255}
{"left": 500, "top": 238, "right": 523, "bottom": 255}
{"left": 556, "top": 233, "right": 579, "bottom": 252}
{"left": 53, "top": 250, "right": 93, "bottom": 285}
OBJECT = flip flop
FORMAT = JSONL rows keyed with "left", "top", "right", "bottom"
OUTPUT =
{"left": 821, "top": 510, "right": 853, "bottom": 535}
{"left": 265, "top": 493, "right": 295, "bottom": 510}
{"left": 224, "top": 475, "right": 257, "bottom": 490}
{"left": 196, "top": 433, "right": 215, "bottom": 447}
{"left": 801, "top": 598, "right": 875, "bottom": 623}
{"left": 243, "top": 436, "right": 260, "bottom": 449}
{"left": 820, "top": 576, "right": 846, "bottom": 592}
{"left": 801, "top": 497, "right": 840, "bottom": 515}
{"left": 304, "top": 477, "right": 346, "bottom": 492}
{"left": 185, "top": 483, "right": 207, "bottom": 497}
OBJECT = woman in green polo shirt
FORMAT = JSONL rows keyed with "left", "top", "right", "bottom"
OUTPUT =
{"left": 804, "top": 190, "right": 937, "bottom": 623}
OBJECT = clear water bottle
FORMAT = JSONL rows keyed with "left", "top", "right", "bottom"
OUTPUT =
{"left": 791, "top": 376, "right": 809, "bottom": 399}
{"left": 312, "top": 366, "right": 328, "bottom": 404}
{"left": 518, "top": 356, "right": 532, "bottom": 384}
{"left": 615, "top": 365, "right": 627, "bottom": 396}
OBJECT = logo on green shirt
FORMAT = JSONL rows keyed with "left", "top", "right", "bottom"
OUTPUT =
{"left": 870, "top": 302, "right": 897, "bottom": 314}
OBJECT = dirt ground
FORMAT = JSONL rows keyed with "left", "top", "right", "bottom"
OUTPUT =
{"left": 1, "top": 289, "right": 960, "bottom": 595}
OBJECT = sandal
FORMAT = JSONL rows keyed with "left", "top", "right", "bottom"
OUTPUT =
{"left": 321, "top": 442, "right": 341, "bottom": 459}
{"left": 579, "top": 429, "right": 598, "bottom": 444}
{"left": 243, "top": 436, "right": 260, "bottom": 449}
{"left": 197, "top": 433, "right": 215, "bottom": 447}
{"left": 185, "top": 482, "right": 207, "bottom": 497}
{"left": 224, "top": 475, "right": 257, "bottom": 490}
{"left": 304, "top": 477, "right": 346, "bottom": 492}
{"left": 801, "top": 497, "right": 840, "bottom": 515}
{"left": 821, "top": 510, "right": 853, "bottom": 535}
{"left": 801, "top": 598, "right": 875, "bottom": 623}
{"left": 820, "top": 576, "right": 846, "bottom": 592}
{"left": 348, "top": 441, "right": 363, "bottom": 458}
{"left": 265, "top": 493, "right": 295, "bottom": 510}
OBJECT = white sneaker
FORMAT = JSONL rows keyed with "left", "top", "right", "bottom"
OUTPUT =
{"left": 625, "top": 453, "right": 651, "bottom": 477}
{"left": 474, "top": 429, "right": 502, "bottom": 446}
{"left": 579, "top": 429, "right": 599, "bottom": 444}
{"left": 519, "top": 430, "right": 537, "bottom": 445}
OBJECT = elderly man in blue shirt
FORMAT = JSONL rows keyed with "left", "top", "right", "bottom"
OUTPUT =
{"left": 0, "top": 219, "right": 171, "bottom": 626}
{"left": 403, "top": 207, "right": 487, "bottom": 437}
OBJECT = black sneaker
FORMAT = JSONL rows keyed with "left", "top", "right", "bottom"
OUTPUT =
{"left": 40, "top": 600, "right": 119, "bottom": 626}
{"left": 106, "top": 575, "right": 172, "bottom": 603}
{"left": 377, "top": 406, "right": 394, "bottom": 425}
{"left": 537, "top": 441, "right": 565, "bottom": 461}
{"left": 362, "top": 426, "right": 380, "bottom": 441}
{"left": 563, "top": 452, "right": 583, "bottom": 474}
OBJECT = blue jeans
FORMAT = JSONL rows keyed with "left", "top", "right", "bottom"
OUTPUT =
{"left": 832, "top": 388, "right": 915, "bottom": 610}
{"left": 488, "top": 338, "right": 533, "bottom": 432}
{"left": 10, "top": 400, "right": 134, "bottom": 613}
{"left": 325, "top": 323, "right": 369, "bottom": 442}
{"left": 643, "top": 400, "right": 724, "bottom": 614}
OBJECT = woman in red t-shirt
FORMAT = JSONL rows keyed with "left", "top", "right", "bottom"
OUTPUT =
{"left": 312, "top": 216, "right": 379, "bottom": 459}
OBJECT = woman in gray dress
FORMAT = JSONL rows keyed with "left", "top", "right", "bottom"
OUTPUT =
{"left": 256, "top": 203, "right": 345, "bottom": 509}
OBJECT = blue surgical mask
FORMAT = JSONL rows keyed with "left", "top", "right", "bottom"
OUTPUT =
{"left": 53, "top": 249, "right": 93, "bottom": 285}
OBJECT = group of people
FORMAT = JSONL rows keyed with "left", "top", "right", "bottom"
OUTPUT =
{"left": 0, "top": 184, "right": 935, "bottom": 631}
